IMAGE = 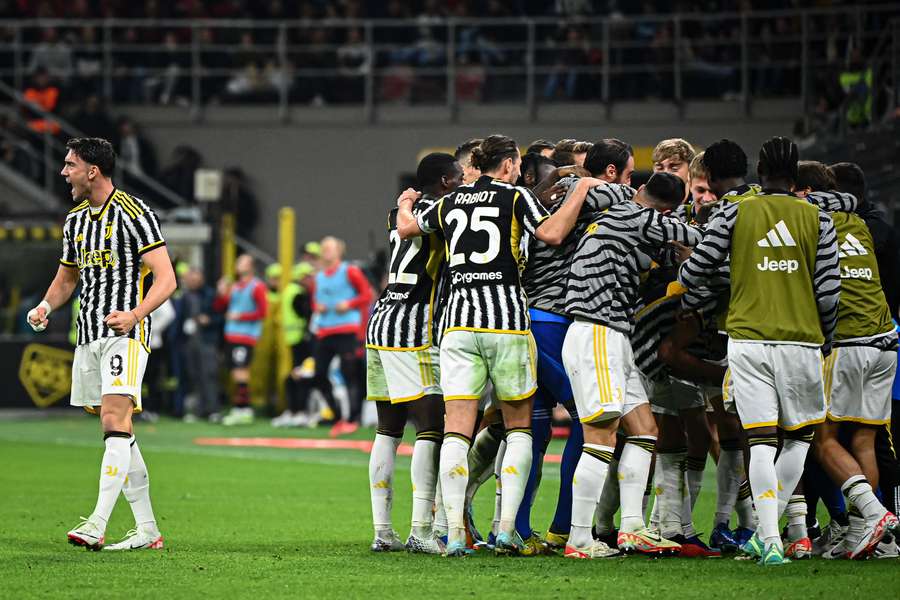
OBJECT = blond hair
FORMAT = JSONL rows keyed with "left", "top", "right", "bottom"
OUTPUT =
{"left": 689, "top": 152, "right": 709, "bottom": 181}
{"left": 652, "top": 138, "right": 696, "bottom": 164}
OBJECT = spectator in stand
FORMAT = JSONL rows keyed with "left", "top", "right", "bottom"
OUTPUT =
{"left": 214, "top": 254, "right": 268, "bottom": 426}
{"left": 23, "top": 68, "right": 61, "bottom": 137}
{"left": 115, "top": 116, "right": 158, "bottom": 179}
{"left": 70, "top": 94, "right": 117, "bottom": 142}
{"left": 159, "top": 145, "right": 202, "bottom": 206}
{"left": 27, "top": 28, "right": 73, "bottom": 85}
{"left": 72, "top": 26, "right": 102, "bottom": 95}
{"left": 220, "top": 167, "right": 259, "bottom": 242}
{"left": 310, "top": 236, "right": 372, "bottom": 436}
{"left": 336, "top": 28, "right": 371, "bottom": 104}
{"left": 543, "top": 26, "right": 591, "bottom": 100}
{"left": 177, "top": 268, "right": 222, "bottom": 422}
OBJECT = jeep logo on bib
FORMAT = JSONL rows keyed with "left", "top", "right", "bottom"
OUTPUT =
{"left": 756, "top": 256, "right": 800, "bottom": 273}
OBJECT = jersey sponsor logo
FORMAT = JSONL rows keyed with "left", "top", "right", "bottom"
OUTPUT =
{"left": 78, "top": 248, "right": 119, "bottom": 269}
{"left": 452, "top": 270, "right": 503, "bottom": 284}
{"left": 841, "top": 266, "right": 873, "bottom": 280}
{"left": 387, "top": 290, "right": 410, "bottom": 301}
{"left": 756, "top": 220, "right": 797, "bottom": 248}
{"left": 454, "top": 190, "right": 498, "bottom": 205}
{"left": 756, "top": 256, "right": 799, "bottom": 273}
{"left": 838, "top": 233, "right": 869, "bottom": 258}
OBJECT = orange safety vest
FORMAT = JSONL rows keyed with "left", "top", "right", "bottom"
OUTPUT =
{"left": 24, "top": 86, "right": 61, "bottom": 134}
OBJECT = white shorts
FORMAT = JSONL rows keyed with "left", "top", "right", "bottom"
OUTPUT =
{"left": 562, "top": 321, "right": 648, "bottom": 424}
{"left": 727, "top": 340, "right": 825, "bottom": 431}
{"left": 71, "top": 337, "right": 148, "bottom": 414}
{"left": 440, "top": 330, "right": 537, "bottom": 402}
{"left": 825, "top": 345, "right": 897, "bottom": 425}
{"left": 366, "top": 346, "right": 441, "bottom": 403}
{"left": 649, "top": 376, "right": 706, "bottom": 417}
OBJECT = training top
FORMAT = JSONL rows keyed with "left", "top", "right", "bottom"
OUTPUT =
{"left": 61, "top": 189, "right": 165, "bottom": 350}
{"left": 523, "top": 179, "right": 635, "bottom": 315}
{"left": 417, "top": 175, "right": 549, "bottom": 334}
{"left": 679, "top": 190, "right": 840, "bottom": 347}
{"left": 564, "top": 201, "right": 703, "bottom": 334}
{"left": 367, "top": 194, "right": 445, "bottom": 349}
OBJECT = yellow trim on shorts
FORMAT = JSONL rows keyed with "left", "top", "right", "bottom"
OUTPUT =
{"left": 444, "top": 394, "right": 482, "bottom": 401}
{"left": 593, "top": 325, "right": 612, "bottom": 405}
{"left": 526, "top": 333, "right": 538, "bottom": 380}
{"left": 781, "top": 417, "right": 826, "bottom": 431}
{"left": 742, "top": 420, "right": 778, "bottom": 429}
{"left": 822, "top": 349, "right": 838, "bottom": 404}
{"left": 367, "top": 395, "right": 391, "bottom": 402}
{"left": 497, "top": 386, "right": 537, "bottom": 402}
{"left": 365, "top": 343, "right": 431, "bottom": 352}
{"left": 580, "top": 407, "right": 608, "bottom": 423}
{"left": 826, "top": 413, "right": 891, "bottom": 426}
{"left": 444, "top": 326, "right": 530, "bottom": 335}
{"left": 392, "top": 391, "right": 427, "bottom": 404}
{"left": 722, "top": 367, "right": 731, "bottom": 402}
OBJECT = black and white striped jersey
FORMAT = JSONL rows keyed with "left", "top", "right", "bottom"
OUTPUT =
{"left": 523, "top": 179, "right": 635, "bottom": 315}
{"left": 60, "top": 189, "right": 166, "bottom": 350}
{"left": 417, "top": 175, "right": 549, "bottom": 333}
{"left": 366, "top": 195, "right": 445, "bottom": 349}
{"left": 564, "top": 201, "right": 703, "bottom": 334}
{"left": 632, "top": 288, "right": 728, "bottom": 384}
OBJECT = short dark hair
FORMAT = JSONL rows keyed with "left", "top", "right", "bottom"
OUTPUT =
{"left": 702, "top": 139, "right": 747, "bottom": 182}
{"left": 526, "top": 139, "right": 555, "bottom": 155}
{"left": 828, "top": 162, "right": 867, "bottom": 205}
{"left": 66, "top": 137, "right": 116, "bottom": 176}
{"left": 416, "top": 152, "right": 458, "bottom": 189}
{"left": 454, "top": 138, "right": 483, "bottom": 162}
{"left": 796, "top": 160, "right": 833, "bottom": 193}
{"left": 517, "top": 152, "right": 556, "bottom": 186}
{"left": 584, "top": 138, "right": 633, "bottom": 176}
{"left": 757, "top": 136, "right": 799, "bottom": 184}
{"left": 551, "top": 138, "right": 578, "bottom": 166}
{"left": 644, "top": 172, "right": 685, "bottom": 208}
{"left": 469, "top": 134, "right": 519, "bottom": 173}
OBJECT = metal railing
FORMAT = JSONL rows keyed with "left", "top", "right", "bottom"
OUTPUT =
{"left": 1, "top": 4, "right": 897, "bottom": 123}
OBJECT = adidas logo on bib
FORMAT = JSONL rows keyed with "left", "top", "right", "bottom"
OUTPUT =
{"left": 838, "top": 233, "right": 868, "bottom": 258}
{"left": 757, "top": 220, "right": 796, "bottom": 247}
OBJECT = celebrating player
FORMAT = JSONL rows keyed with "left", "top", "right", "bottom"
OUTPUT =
{"left": 366, "top": 152, "right": 463, "bottom": 554}
{"left": 396, "top": 134, "right": 591, "bottom": 556}
{"left": 28, "top": 137, "right": 176, "bottom": 551}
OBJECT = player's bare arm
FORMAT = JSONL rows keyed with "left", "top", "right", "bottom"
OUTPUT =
{"left": 104, "top": 246, "right": 177, "bottom": 336}
{"left": 534, "top": 176, "right": 602, "bottom": 246}
{"left": 27, "top": 264, "right": 80, "bottom": 331}
{"left": 395, "top": 187, "right": 423, "bottom": 239}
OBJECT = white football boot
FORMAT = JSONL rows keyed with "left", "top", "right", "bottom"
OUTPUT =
{"left": 103, "top": 526, "right": 164, "bottom": 551}
{"left": 67, "top": 517, "right": 105, "bottom": 550}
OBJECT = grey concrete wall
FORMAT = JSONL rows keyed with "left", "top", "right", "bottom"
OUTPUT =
{"left": 128, "top": 100, "right": 801, "bottom": 258}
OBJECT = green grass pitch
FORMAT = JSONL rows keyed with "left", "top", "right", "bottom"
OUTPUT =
{"left": 0, "top": 415, "right": 893, "bottom": 599}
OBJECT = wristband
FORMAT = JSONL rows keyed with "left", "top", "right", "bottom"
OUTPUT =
{"left": 38, "top": 300, "right": 52, "bottom": 317}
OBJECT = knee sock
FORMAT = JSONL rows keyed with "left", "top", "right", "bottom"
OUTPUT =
{"left": 440, "top": 433, "right": 472, "bottom": 546}
{"left": 122, "top": 436, "right": 158, "bottom": 533}
{"left": 465, "top": 425, "right": 503, "bottom": 505}
{"left": 785, "top": 494, "right": 808, "bottom": 542}
{"left": 775, "top": 437, "right": 812, "bottom": 519}
{"left": 369, "top": 431, "right": 402, "bottom": 537}
{"left": 549, "top": 407, "right": 583, "bottom": 535}
{"left": 594, "top": 458, "right": 620, "bottom": 536}
{"left": 735, "top": 479, "right": 756, "bottom": 530}
{"left": 491, "top": 439, "right": 506, "bottom": 537}
{"left": 433, "top": 478, "right": 448, "bottom": 536}
{"left": 90, "top": 431, "right": 132, "bottom": 529}
{"left": 842, "top": 475, "right": 888, "bottom": 524}
{"left": 748, "top": 436, "right": 780, "bottom": 549}
{"left": 618, "top": 436, "right": 656, "bottom": 533}
{"left": 410, "top": 431, "right": 441, "bottom": 537}
{"left": 714, "top": 439, "right": 743, "bottom": 528}
{"left": 499, "top": 429, "right": 533, "bottom": 536}
{"left": 234, "top": 381, "right": 250, "bottom": 407}
{"left": 570, "top": 444, "right": 615, "bottom": 548}
{"left": 656, "top": 448, "right": 687, "bottom": 539}
{"left": 515, "top": 414, "right": 551, "bottom": 538}
{"left": 685, "top": 454, "right": 706, "bottom": 510}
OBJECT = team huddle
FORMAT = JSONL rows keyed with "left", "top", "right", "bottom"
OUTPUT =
{"left": 365, "top": 134, "right": 900, "bottom": 565}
